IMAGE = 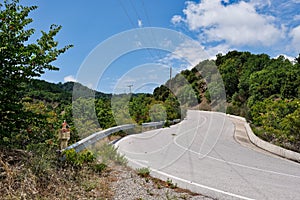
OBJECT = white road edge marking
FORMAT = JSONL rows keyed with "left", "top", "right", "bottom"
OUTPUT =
{"left": 174, "top": 130, "right": 300, "bottom": 179}
{"left": 115, "top": 111, "right": 300, "bottom": 200}
{"left": 129, "top": 158, "right": 255, "bottom": 200}
{"left": 117, "top": 115, "right": 207, "bottom": 156}
{"left": 133, "top": 159, "right": 149, "bottom": 164}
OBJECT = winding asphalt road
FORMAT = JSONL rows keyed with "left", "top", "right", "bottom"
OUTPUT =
{"left": 115, "top": 110, "right": 300, "bottom": 200}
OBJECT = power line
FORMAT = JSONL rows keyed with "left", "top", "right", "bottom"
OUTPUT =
{"left": 116, "top": 0, "right": 157, "bottom": 60}
{"left": 117, "top": 0, "right": 135, "bottom": 27}
{"left": 117, "top": 0, "right": 171, "bottom": 89}
{"left": 129, "top": 0, "right": 159, "bottom": 59}
{"left": 141, "top": 0, "right": 152, "bottom": 27}
{"left": 129, "top": 0, "right": 142, "bottom": 24}
{"left": 140, "top": 0, "right": 166, "bottom": 61}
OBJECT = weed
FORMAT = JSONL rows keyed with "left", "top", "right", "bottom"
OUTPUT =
{"left": 63, "top": 149, "right": 95, "bottom": 167}
{"left": 91, "top": 163, "right": 107, "bottom": 174}
{"left": 147, "top": 189, "right": 154, "bottom": 196}
{"left": 179, "top": 194, "right": 189, "bottom": 200}
{"left": 157, "top": 184, "right": 162, "bottom": 189}
{"left": 97, "top": 143, "right": 127, "bottom": 166}
{"left": 136, "top": 167, "right": 150, "bottom": 178}
{"left": 115, "top": 152, "right": 128, "bottom": 165}
{"left": 82, "top": 180, "right": 97, "bottom": 192}
{"left": 166, "top": 178, "right": 177, "bottom": 189}
{"left": 165, "top": 190, "right": 178, "bottom": 200}
{"left": 26, "top": 143, "right": 57, "bottom": 187}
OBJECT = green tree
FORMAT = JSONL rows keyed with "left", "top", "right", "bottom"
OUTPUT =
{"left": 177, "top": 84, "right": 198, "bottom": 107}
{"left": 281, "top": 106, "right": 300, "bottom": 142}
{"left": 72, "top": 98, "right": 100, "bottom": 138}
{"left": 129, "top": 94, "right": 152, "bottom": 124}
{"left": 0, "top": 0, "right": 72, "bottom": 147}
{"left": 218, "top": 58, "right": 240, "bottom": 99}
{"left": 95, "top": 98, "right": 116, "bottom": 129}
{"left": 295, "top": 54, "right": 300, "bottom": 65}
{"left": 153, "top": 85, "right": 171, "bottom": 102}
{"left": 149, "top": 103, "right": 167, "bottom": 122}
{"left": 164, "top": 95, "right": 181, "bottom": 120}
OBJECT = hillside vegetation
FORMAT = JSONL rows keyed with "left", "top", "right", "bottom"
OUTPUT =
{"left": 154, "top": 51, "right": 300, "bottom": 152}
{"left": 217, "top": 51, "right": 299, "bottom": 152}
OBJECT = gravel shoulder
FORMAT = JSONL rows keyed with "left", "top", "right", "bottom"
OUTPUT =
{"left": 110, "top": 164, "right": 214, "bottom": 200}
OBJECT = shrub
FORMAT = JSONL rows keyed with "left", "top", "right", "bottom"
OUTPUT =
{"left": 166, "top": 178, "right": 177, "bottom": 189}
{"left": 26, "top": 143, "right": 57, "bottom": 187}
{"left": 63, "top": 149, "right": 95, "bottom": 167}
{"left": 92, "top": 163, "right": 107, "bottom": 174}
{"left": 97, "top": 144, "right": 127, "bottom": 166}
{"left": 136, "top": 167, "right": 150, "bottom": 178}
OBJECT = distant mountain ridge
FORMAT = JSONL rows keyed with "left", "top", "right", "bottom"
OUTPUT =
{"left": 23, "top": 79, "right": 111, "bottom": 104}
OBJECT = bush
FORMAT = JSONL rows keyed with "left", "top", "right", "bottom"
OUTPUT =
{"left": 136, "top": 167, "right": 150, "bottom": 177}
{"left": 63, "top": 149, "right": 95, "bottom": 167}
{"left": 26, "top": 143, "right": 57, "bottom": 187}
{"left": 92, "top": 163, "right": 107, "bottom": 174}
{"left": 166, "top": 178, "right": 177, "bottom": 189}
{"left": 97, "top": 143, "right": 127, "bottom": 166}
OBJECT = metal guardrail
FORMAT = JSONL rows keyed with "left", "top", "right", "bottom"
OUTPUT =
{"left": 63, "top": 124, "right": 135, "bottom": 152}
{"left": 63, "top": 119, "right": 181, "bottom": 153}
{"left": 142, "top": 121, "right": 164, "bottom": 128}
{"left": 141, "top": 119, "right": 181, "bottom": 132}
{"left": 142, "top": 119, "right": 181, "bottom": 128}
{"left": 172, "top": 119, "right": 180, "bottom": 123}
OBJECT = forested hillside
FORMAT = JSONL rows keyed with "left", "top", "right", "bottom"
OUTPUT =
{"left": 154, "top": 51, "right": 300, "bottom": 152}
{"left": 6, "top": 79, "right": 182, "bottom": 145}
{"left": 216, "top": 51, "right": 299, "bottom": 152}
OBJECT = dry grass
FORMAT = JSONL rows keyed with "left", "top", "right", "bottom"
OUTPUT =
{"left": 0, "top": 146, "right": 211, "bottom": 200}
{"left": 0, "top": 148, "right": 114, "bottom": 200}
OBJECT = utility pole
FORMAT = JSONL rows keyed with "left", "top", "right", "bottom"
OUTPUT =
{"left": 127, "top": 84, "right": 133, "bottom": 94}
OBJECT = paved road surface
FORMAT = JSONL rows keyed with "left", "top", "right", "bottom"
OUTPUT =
{"left": 115, "top": 110, "right": 300, "bottom": 200}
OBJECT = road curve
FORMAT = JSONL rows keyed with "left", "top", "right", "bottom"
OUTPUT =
{"left": 115, "top": 110, "right": 300, "bottom": 200}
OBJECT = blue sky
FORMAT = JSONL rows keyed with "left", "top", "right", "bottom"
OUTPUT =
{"left": 22, "top": 0, "right": 300, "bottom": 93}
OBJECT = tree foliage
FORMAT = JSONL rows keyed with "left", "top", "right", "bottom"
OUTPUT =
{"left": 215, "top": 51, "right": 300, "bottom": 151}
{"left": 0, "top": 0, "right": 72, "bottom": 147}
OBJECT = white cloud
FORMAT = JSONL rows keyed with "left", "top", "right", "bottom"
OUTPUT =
{"left": 249, "top": 0, "right": 271, "bottom": 8}
{"left": 138, "top": 19, "right": 143, "bottom": 28}
{"left": 173, "top": 0, "right": 283, "bottom": 47}
{"left": 205, "top": 43, "right": 232, "bottom": 59}
{"left": 171, "top": 15, "right": 183, "bottom": 24}
{"left": 275, "top": 54, "right": 295, "bottom": 62}
{"left": 64, "top": 75, "right": 77, "bottom": 82}
{"left": 289, "top": 25, "right": 300, "bottom": 52}
{"left": 159, "top": 39, "right": 208, "bottom": 69}
{"left": 294, "top": 15, "right": 300, "bottom": 21}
